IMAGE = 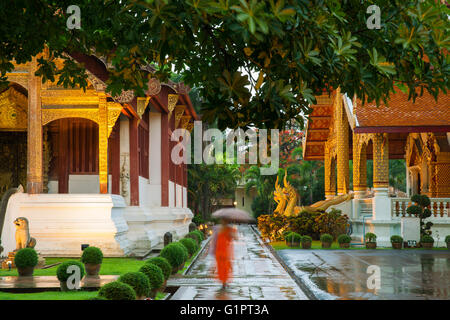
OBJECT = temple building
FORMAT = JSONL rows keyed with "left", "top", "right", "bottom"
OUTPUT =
{"left": 303, "top": 88, "right": 450, "bottom": 245}
{"left": 0, "top": 52, "right": 198, "bottom": 257}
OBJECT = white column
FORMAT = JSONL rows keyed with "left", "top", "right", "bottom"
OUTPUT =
{"left": 148, "top": 111, "right": 162, "bottom": 207}
{"left": 120, "top": 117, "right": 131, "bottom": 206}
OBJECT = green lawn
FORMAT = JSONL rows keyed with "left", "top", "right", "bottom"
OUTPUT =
{"left": 270, "top": 241, "right": 449, "bottom": 251}
{"left": 0, "top": 257, "right": 146, "bottom": 277}
{"left": 0, "top": 290, "right": 167, "bottom": 300}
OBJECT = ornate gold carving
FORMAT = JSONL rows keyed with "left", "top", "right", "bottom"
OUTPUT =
{"left": 136, "top": 97, "right": 150, "bottom": 119}
{"left": 41, "top": 108, "right": 99, "bottom": 126}
{"left": 173, "top": 105, "right": 185, "bottom": 126}
{"left": 98, "top": 93, "right": 108, "bottom": 194}
{"left": 87, "top": 71, "right": 107, "bottom": 92}
{"left": 0, "top": 87, "right": 28, "bottom": 130}
{"left": 107, "top": 102, "right": 123, "bottom": 137}
{"left": 114, "top": 90, "right": 134, "bottom": 104}
{"left": 179, "top": 115, "right": 191, "bottom": 129}
{"left": 186, "top": 122, "right": 194, "bottom": 132}
{"left": 167, "top": 94, "right": 179, "bottom": 119}
{"left": 146, "top": 78, "right": 161, "bottom": 96}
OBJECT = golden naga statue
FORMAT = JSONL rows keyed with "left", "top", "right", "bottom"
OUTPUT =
{"left": 14, "top": 217, "right": 36, "bottom": 251}
{"left": 274, "top": 170, "right": 353, "bottom": 217}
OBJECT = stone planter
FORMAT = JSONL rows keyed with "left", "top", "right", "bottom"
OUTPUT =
{"left": 84, "top": 263, "right": 101, "bottom": 277}
{"left": 366, "top": 242, "right": 377, "bottom": 249}
{"left": 321, "top": 242, "right": 332, "bottom": 249}
{"left": 339, "top": 243, "right": 350, "bottom": 249}
{"left": 17, "top": 266, "right": 34, "bottom": 277}
{"left": 392, "top": 242, "right": 402, "bottom": 249}
{"left": 286, "top": 241, "right": 300, "bottom": 248}
{"left": 422, "top": 242, "right": 433, "bottom": 249}
{"left": 301, "top": 241, "right": 312, "bottom": 249}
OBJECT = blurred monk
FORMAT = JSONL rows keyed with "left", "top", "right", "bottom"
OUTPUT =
{"left": 213, "top": 218, "right": 237, "bottom": 290}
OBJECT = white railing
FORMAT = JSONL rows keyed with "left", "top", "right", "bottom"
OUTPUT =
{"left": 391, "top": 198, "right": 450, "bottom": 218}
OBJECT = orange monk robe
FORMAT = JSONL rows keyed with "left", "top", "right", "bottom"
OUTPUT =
{"left": 215, "top": 226, "right": 236, "bottom": 285}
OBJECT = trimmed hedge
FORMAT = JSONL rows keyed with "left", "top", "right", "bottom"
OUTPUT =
{"left": 390, "top": 235, "right": 403, "bottom": 243}
{"left": 337, "top": 234, "right": 351, "bottom": 244}
{"left": 185, "top": 231, "right": 201, "bottom": 245}
{"left": 14, "top": 248, "right": 38, "bottom": 268}
{"left": 192, "top": 230, "right": 204, "bottom": 242}
{"left": 98, "top": 281, "right": 136, "bottom": 300}
{"left": 179, "top": 237, "right": 198, "bottom": 256}
{"left": 139, "top": 263, "right": 164, "bottom": 290}
{"left": 320, "top": 234, "right": 333, "bottom": 243}
{"left": 81, "top": 246, "right": 103, "bottom": 264}
{"left": 173, "top": 242, "right": 189, "bottom": 262}
{"left": 56, "top": 260, "right": 85, "bottom": 282}
{"left": 118, "top": 272, "right": 150, "bottom": 298}
{"left": 445, "top": 235, "right": 450, "bottom": 243}
{"left": 160, "top": 243, "right": 185, "bottom": 268}
{"left": 146, "top": 257, "right": 171, "bottom": 281}
{"left": 421, "top": 235, "right": 434, "bottom": 243}
{"left": 365, "top": 233, "right": 377, "bottom": 243}
{"left": 285, "top": 232, "right": 301, "bottom": 243}
{"left": 301, "top": 235, "right": 312, "bottom": 243}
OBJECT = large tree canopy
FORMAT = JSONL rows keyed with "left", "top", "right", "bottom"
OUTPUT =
{"left": 1, "top": 0, "right": 448, "bottom": 129}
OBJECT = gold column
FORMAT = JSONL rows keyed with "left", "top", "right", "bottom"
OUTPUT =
{"left": 373, "top": 133, "right": 389, "bottom": 189}
{"left": 324, "top": 144, "right": 336, "bottom": 199}
{"left": 336, "top": 88, "right": 349, "bottom": 194}
{"left": 27, "top": 57, "right": 43, "bottom": 194}
{"left": 98, "top": 93, "right": 108, "bottom": 194}
{"left": 352, "top": 133, "right": 367, "bottom": 193}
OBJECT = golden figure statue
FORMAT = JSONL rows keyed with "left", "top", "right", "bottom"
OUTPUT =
{"left": 274, "top": 170, "right": 353, "bottom": 217}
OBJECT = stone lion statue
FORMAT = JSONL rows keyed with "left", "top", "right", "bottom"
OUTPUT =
{"left": 14, "top": 217, "right": 36, "bottom": 251}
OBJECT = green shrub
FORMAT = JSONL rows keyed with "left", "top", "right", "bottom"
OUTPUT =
{"left": 445, "top": 235, "right": 450, "bottom": 243}
{"left": 185, "top": 232, "right": 201, "bottom": 244}
{"left": 14, "top": 248, "right": 38, "bottom": 268}
{"left": 98, "top": 281, "right": 136, "bottom": 300}
{"left": 81, "top": 246, "right": 103, "bottom": 264}
{"left": 88, "top": 296, "right": 107, "bottom": 300}
{"left": 139, "top": 263, "right": 164, "bottom": 290}
{"left": 320, "top": 234, "right": 333, "bottom": 243}
{"left": 390, "top": 235, "right": 403, "bottom": 243}
{"left": 192, "top": 215, "right": 205, "bottom": 225}
{"left": 173, "top": 241, "right": 189, "bottom": 262}
{"left": 406, "top": 205, "right": 421, "bottom": 216}
{"left": 118, "top": 272, "right": 150, "bottom": 298}
{"left": 365, "top": 233, "right": 377, "bottom": 243}
{"left": 179, "top": 238, "right": 198, "bottom": 256}
{"left": 56, "top": 261, "right": 85, "bottom": 282}
{"left": 147, "top": 257, "right": 171, "bottom": 281}
{"left": 192, "top": 230, "right": 204, "bottom": 242}
{"left": 285, "top": 232, "right": 301, "bottom": 243}
{"left": 160, "top": 242, "right": 185, "bottom": 268}
{"left": 301, "top": 235, "right": 312, "bottom": 243}
{"left": 314, "top": 208, "right": 349, "bottom": 239}
{"left": 337, "top": 234, "right": 351, "bottom": 244}
{"left": 409, "top": 194, "right": 433, "bottom": 238}
{"left": 421, "top": 235, "right": 434, "bottom": 243}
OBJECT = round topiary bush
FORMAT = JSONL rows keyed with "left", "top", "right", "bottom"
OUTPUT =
{"left": 185, "top": 232, "right": 201, "bottom": 244}
{"left": 193, "top": 230, "right": 204, "bottom": 242}
{"left": 179, "top": 237, "right": 198, "bottom": 256}
{"left": 337, "top": 234, "right": 351, "bottom": 244}
{"left": 14, "top": 248, "right": 38, "bottom": 268}
{"left": 160, "top": 242, "right": 185, "bottom": 269}
{"left": 56, "top": 260, "right": 86, "bottom": 282}
{"left": 421, "top": 235, "right": 434, "bottom": 243}
{"left": 445, "top": 235, "right": 450, "bottom": 243}
{"left": 139, "top": 263, "right": 164, "bottom": 290}
{"left": 81, "top": 246, "right": 103, "bottom": 264}
{"left": 118, "top": 272, "right": 150, "bottom": 298}
{"left": 301, "top": 235, "right": 312, "bottom": 243}
{"left": 390, "top": 235, "right": 403, "bottom": 243}
{"left": 98, "top": 281, "right": 136, "bottom": 300}
{"left": 147, "top": 257, "right": 171, "bottom": 281}
{"left": 320, "top": 234, "right": 333, "bottom": 243}
{"left": 285, "top": 232, "right": 301, "bottom": 243}
{"left": 173, "top": 241, "right": 189, "bottom": 263}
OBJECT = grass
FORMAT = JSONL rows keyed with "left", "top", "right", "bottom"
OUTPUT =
{"left": 0, "top": 290, "right": 168, "bottom": 300}
{"left": 0, "top": 257, "right": 146, "bottom": 277}
{"left": 270, "top": 240, "right": 449, "bottom": 251}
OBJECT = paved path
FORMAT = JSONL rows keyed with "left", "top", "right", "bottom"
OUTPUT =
{"left": 169, "top": 224, "right": 308, "bottom": 300}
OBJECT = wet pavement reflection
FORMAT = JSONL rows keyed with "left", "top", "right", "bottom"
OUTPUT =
{"left": 278, "top": 249, "right": 450, "bottom": 300}
{"left": 169, "top": 225, "right": 308, "bottom": 300}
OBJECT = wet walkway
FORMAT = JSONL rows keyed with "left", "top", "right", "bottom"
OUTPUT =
{"left": 279, "top": 249, "right": 450, "bottom": 300}
{"left": 169, "top": 224, "right": 308, "bottom": 300}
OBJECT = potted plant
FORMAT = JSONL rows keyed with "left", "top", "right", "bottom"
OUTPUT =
{"left": 301, "top": 235, "right": 312, "bottom": 249}
{"left": 365, "top": 233, "right": 377, "bottom": 249}
{"left": 285, "top": 232, "right": 301, "bottom": 247}
{"left": 337, "top": 234, "right": 351, "bottom": 248}
{"left": 139, "top": 263, "right": 164, "bottom": 298}
{"left": 56, "top": 261, "right": 85, "bottom": 291}
{"left": 119, "top": 272, "right": 150, "bottom": 300}
{"left": 146, "top": 257, "right": 171, "bottom": 289}
{"left": 445, "top": 235, "right": 450, "bottom": 250}
{"left": 320, "top": 234, "right": 333, "bottom": 248}
{"left": 14, "top": 248, "right": 38, "bottom": 277}
{"left": 390, "top": 235, "right": 403, "bottom": 249}
{"left": 420, "top": 235, "right": 434, "bottom": 249}
{"left": 81, "top": 246, "right": 103, "bottom": 277}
